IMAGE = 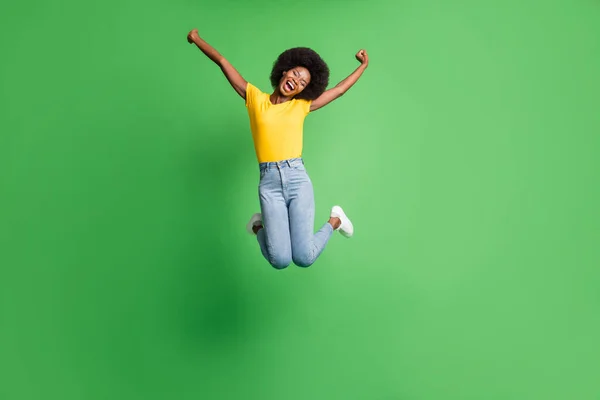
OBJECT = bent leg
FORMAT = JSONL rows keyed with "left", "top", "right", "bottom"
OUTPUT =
{"left": 258, "top": 175, "right": 292, "bottom": 269}
{"left": 289, "top": 175, "right": 333, "bottom": 268}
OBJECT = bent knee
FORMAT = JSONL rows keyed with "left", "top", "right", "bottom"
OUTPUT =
{"left": 269, "top": 256, "right": 292, "bottom": 270}
{"left": 293, "top": 254, "right": 315, "bottom": 268}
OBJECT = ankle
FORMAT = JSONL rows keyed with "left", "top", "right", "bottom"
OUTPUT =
{"left": 329, "top": 217, "right": 341, "bottom": 230}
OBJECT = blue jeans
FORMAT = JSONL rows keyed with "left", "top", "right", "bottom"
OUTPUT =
{"left": 257, "top": 158, "right": 333, "bottom": 269}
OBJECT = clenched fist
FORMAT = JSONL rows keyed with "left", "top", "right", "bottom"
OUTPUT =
{"left": 187, "top": 29, "right": 200, "bottom": 44}
{"left": 355, "top": 49, "right": 369, "bottom": 66}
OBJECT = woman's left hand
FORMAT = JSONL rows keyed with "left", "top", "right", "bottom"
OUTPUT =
{"left": 355, "top": 49, "right": 369, "bottom": 66}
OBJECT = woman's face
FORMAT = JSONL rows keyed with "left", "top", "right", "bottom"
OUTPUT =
{"left": 279, "top": 66, "right": 311, "bottom": 97}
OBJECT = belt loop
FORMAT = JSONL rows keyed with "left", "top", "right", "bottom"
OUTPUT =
{"left": 286, "top": 159, "right": 292, "bottom": 167}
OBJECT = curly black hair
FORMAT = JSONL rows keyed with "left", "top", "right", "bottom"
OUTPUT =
{"left": 270, "top": 47, "right": 330, "bottom": 100}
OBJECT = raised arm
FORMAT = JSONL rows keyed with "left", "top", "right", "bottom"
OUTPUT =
{"left": 187, "top": 29, "right": 247, "bottom": 99}
{"left": 310, "top": 50, "right": 369, "bottom": 112}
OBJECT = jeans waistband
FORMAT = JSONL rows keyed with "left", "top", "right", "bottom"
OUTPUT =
{"left": 259, "top": 157, "right": 304, "bottom": 171}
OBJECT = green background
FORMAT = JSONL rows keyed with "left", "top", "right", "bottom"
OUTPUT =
{"left": 1, "top": 0, "right": 599, "bottom": 398}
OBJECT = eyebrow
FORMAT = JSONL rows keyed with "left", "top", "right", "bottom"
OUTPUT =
{"left": 294, "top": 69, "right": 308, "bottom": 85}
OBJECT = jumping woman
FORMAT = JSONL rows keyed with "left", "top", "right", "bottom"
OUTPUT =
{"left": 187, "top": 28, "right": 369, "bottom": 269}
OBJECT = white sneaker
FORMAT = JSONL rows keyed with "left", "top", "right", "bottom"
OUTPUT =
{"left": 331, "top": 205, "right": 353, "bottom": 238}
{"left": 246, "top": 213, "right": 263, "bottom": 235}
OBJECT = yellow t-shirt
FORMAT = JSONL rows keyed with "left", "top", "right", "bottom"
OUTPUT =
{"left": 245, "top": 82, "right": 312, "bottom": 163}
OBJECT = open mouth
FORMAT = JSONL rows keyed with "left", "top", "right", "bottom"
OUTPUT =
{"left": 285, "top": 80, "right": 295, "bottom": 91}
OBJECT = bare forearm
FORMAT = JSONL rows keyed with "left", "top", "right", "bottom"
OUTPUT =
{"left": 190, "top": 35, "right": 224, "bottom": 66}
{"left": 187, "top": 29, "right": 247, "bottom": 98}
{"left": 309, "top": 49, "right": 369, "bottom": 112}
{"left": 334, "top": 64, "right": 367, "bottom": 95}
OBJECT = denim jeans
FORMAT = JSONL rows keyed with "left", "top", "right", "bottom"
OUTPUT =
{"left": 257, "top": 158, "right": 333, "bottom": 269}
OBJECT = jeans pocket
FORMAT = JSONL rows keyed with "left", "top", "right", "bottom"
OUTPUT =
{"left": 292, "top": 164, "right": 306, "bottom": 172}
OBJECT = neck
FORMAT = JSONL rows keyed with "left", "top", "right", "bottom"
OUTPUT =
{"left": 270, "top": 90, "right": 292, "bottom": 104}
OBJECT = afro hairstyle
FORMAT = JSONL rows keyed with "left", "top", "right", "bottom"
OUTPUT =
{"left": 270, "top": 47, "right": 330, "bottom": 100}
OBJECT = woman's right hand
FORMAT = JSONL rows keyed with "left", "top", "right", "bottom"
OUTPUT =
{"left": 187, "top": 29, "right": 199, "bottom": 44}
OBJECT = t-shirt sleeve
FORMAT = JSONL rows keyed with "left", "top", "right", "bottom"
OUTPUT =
{"left": 301, "top": 99, "right": 312, "bottom": 115}
{"left": 245, "top": 82, "right": 261, "bottom": 109}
